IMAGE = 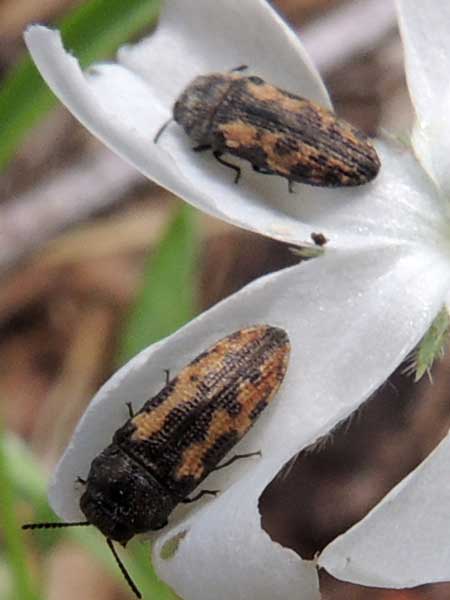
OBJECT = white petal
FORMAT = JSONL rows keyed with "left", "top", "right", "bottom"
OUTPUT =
{"left": 155, "top": 465, "right": 321, "bottom": 600}
{"left": 48, "top": 244, "right": 449, "bottom": 600}
{"left": 320, "top": 431, "right": 450, "bottom": 587}
{"left": 291, "top": 139, "right": 449, "bottom": 250}
{"left": 22, "top": 26, "right": 449, "bottom": 250}
{"left": 25, "top": 0, "right": 337, "bottom": 247}
{"left": 397, "top": 0, "right": 450, "bottom": 193}
{"left": 118, "top": 0, "right": 330, "bottom": 108}
{"left": 396, "top": 0, "right": 450, "bottom": 129}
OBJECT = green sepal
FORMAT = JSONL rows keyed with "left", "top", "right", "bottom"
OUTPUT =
{"left": 414, "top": 306, "right": 450, "bottom": 382}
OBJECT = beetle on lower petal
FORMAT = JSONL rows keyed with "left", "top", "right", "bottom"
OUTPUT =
{"left": 23, "top": 325, "right": 290, "bottom": 598}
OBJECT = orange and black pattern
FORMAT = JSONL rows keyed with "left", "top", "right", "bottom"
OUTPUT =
{"left": 119, "top": 325, "right": 290, "bottom": 495}
{"left": 78, "top": 325, "right": 290, "bottom": 545}
{"left": 172, "top": 71, "right": 380, "bottom": 188}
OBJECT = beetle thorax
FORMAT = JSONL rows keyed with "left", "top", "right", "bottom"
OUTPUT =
{"left": 79, "top": 445, "right": 176, "bottom": 543}
{"left": 173, "top": 73, "right": 234, "bottom": 145}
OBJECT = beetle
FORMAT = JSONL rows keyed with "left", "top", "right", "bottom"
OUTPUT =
{"left": 154, "top": 68, "right": 380, "bottom": 190}
{"left": 23, "top": 325, "right": 290, "bottom": 598}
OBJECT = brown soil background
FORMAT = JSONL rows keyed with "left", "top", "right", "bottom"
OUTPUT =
{"left": 1, "top": 1, "right": 448, "bottom": 599}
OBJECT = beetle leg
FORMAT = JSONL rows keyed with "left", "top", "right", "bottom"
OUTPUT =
{"left": 192, "top": 144, "right": 211, "bottom": 152}
{"left": 182, "top": 490, "right": 219, "bottom": 503}
{"left": 152, "top": 519, "right": 169, "bottom": 531}
{"left": 213, "top": 151, "right": 241, "bottom": 184}
{"left": 213, "top": 451, "right": 262, "bottom": 472}
{"left": 252, "top": 164, "right": 272, "bottom": 175}
{"left": 230, "top": 64, "right": 248, "bottom": 73}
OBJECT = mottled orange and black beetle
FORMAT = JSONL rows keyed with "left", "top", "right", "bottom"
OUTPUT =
{"left": 155, "top": 67, "right": 380, "bottom": 190}
{"left": 23, "top": 325, "right": 290, "bottom": 598}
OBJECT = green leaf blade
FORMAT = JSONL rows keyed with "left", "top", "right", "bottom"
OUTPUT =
{"left": 0, "top": 424, "right": 42, "bottom": 600}
{"left": 0, "top": 0, "right": 160, "bottom": 169}
{"left": 119, "top": 204, "right": 199, "bottom": 363}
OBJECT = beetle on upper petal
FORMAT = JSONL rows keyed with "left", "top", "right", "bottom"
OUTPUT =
{"left": 155, "top": 69, "right": 380, "bottom": 191}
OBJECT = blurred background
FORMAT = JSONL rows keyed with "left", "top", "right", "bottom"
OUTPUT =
{"left": 0, "top": 0, "right": 449, "bottom": 599}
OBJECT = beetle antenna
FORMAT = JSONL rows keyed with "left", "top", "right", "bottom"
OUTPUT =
{"left": 22, "top": 521, "right": 90, "bottom": 530}
{"left": 107, "top": 538, "right": 142, "bottom": 599}
{"left": 230, "top": 64, "right": 248, "bottom": 72}
{"left": 154, "top": 117, "right": 173, "bottom": 144}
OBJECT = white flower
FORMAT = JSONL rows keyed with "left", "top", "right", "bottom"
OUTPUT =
{"left": 24, "top": 0, "right": 450, "bottom": 598}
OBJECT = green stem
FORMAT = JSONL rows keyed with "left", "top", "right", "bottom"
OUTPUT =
{"left": 0, "top": 0, "right": 161, "bottom": 169}
{"left": 118, "top": 203, "right": 199, "bottom": 363}
{"left": 0, "top": 416, "right": 40, "bottom": 600}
